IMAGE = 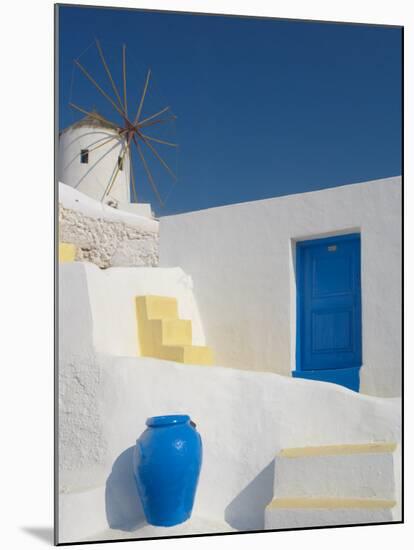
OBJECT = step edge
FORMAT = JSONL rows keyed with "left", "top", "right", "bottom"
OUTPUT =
{"left": 136, "top": 294, "right": 178, "bottom": 302}
{"left": 136, "top": 296, "right": 179, "bottom": 320}
{"left": 161, "top": 344, "right": 211, "bottom": 352}
{"left": 279, "top": 443, "right": 397, "bottom": 458}
{"left": 266, "top": 498, "right": 396, "bottom": 510}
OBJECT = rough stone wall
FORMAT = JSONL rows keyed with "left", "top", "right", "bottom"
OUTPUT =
{"left": 59, "top": 204, "right": 159, "bottom": 268}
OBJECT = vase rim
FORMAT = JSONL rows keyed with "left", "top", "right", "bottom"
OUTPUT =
{"left": 146, "top": 414, "right": 190, "bottom": 427}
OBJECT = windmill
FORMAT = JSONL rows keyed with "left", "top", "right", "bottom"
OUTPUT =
{"left": 62, "top": 39, "right": 178, "bottom": 211}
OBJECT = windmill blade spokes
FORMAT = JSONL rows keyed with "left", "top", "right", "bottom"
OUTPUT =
{"left": 134, "top": 137, "right": 164, "bottom": 207}
{"left": 139, "top": 134, "right": 178, "bottom": 147}
{"left": 101, "top": 161, "right": 121, "bottom": 202}
{"left": 88, "top": 132, "right": 126, "bottom": 154}
{"left": 74, "top": 59, "right": 126, "bottom": 120}
{"left": 101, "top": 142, "right": 129, "bottom": 200}
{"left": 133, "top": 69, "right": 151, "bottom": 126}
{"left": 122, "top": 44, "right": 128, "bottom": 118}
{"left": 73, "top": 140, "right": 120, "bottom": 190}
{"left": 69, "top": 102, "right": 119, "bottom": 129}
{"left": 138, "top": 115, "right": 177, "bottom": 129}
{"left": 138, "top": 106, "right": 170, "bottom": 127}
{"left": 130, "top": 155, "right": 138, "bottom": 203}
{"left": 140, "top": 135, "right": 177, "bottom": 181}
{"left": 95, "top": 39, "right": 124, "bottom": 111}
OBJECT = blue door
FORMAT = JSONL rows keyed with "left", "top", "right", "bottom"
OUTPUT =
{"left": 294, "top": 233, "right": 362, "bottom": 391}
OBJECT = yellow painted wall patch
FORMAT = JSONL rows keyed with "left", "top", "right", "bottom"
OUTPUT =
{"left": 59, "top": 242, "right": 77, "bottom": 263}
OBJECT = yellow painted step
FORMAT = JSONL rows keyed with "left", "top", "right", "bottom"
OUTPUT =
{"left": 136, "top": 296, "right": 186, "bottom": 356}
{"left": 183, "top": 345, "right": 214, "bottom": 365}
{"left": 158, "top": 318, "right": 192, "bottom": 346}
{"left": 266, "top": 497, "right": 396, "bottom": 510}
{"left": 279, "top": 442, "right": 397, "bottom": 458}
{"left": 59, "top": 242, "right": 76, "bottom": 263}
{"left": 141, "top": 318, "right": 192, "bottom": 348}
{"left": 136, "top": 295, "right": 178, "bottom": 321}
{"left": 159, "top": 345, "right": 214, "bottom": 366}
{"left": 135, "top": 295, "right": 214, "bottom": 365}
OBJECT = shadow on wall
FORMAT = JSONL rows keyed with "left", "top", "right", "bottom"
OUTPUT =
{"left": 105, "top": 446, "right": 146, "bottom": 531}
{"left": 224, "top": 459, "right": 275, "bottom": 531}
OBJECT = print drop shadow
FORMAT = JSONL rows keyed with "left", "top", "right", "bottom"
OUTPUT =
{"left": 20, "top": 526, "right": 54, "bottom": 544}
{"left": 105, "top": 446, "right": 146, "bottom": 531}
{"left": 224, "top": 459, "right": 275, "bottom": 531}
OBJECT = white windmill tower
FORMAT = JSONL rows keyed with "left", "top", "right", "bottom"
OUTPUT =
{"left": 58, "top": 40, "right": 178, "bottom": 218}
{"left": 59, "top": 113, "right": 135, "bottom": 209}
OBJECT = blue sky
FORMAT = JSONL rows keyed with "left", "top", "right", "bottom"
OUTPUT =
{"left": 58, "top": 5, "right": 402, "bottom": 216}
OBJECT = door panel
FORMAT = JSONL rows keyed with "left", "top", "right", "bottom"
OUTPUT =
{"left": 296, "top": 234, "right": 362, "bottom": 388}
{"left": 312, "top": 309, "right": 353, "bottom": 352}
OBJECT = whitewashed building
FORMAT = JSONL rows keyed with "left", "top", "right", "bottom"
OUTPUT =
{"left": 159, "top": 176, "right": 402, "bottom": 398}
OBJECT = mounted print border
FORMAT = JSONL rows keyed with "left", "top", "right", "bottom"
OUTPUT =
{"left": 55, "top": 3, "right": 403, "bottom": 545}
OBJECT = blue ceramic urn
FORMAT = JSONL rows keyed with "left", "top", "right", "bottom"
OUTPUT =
{"left": 133, "top": 414, "right": 202, "bottom": 526}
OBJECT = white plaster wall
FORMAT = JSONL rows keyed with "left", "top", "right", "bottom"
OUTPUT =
{"left": 73, "top": 263, "right": 206, "bottom": 358}
{"left": 57, "top": 262, "right": 206, "bottom": 499}
{"left": 59, "top": 353, "right": 401, "bottom": 540}
{"left": 264, "top": 506, "right": 393, "bottom": 530}
{"left": 159, "top": 177, "right": 402, "bottom": 397}
{"left": 98, "top": 358, "right": 401, "bottom": 529}
{"left": 58, "top": 263, "right": 110, "bottom": 493}
{"left": 273, "top": 451, "right": 395, "bottom": 499}
{"left": 59, "top": 126, "right": 131, "bottom": 206}
{"left": 121, "top": 203, "right": 153, "bottom": 218}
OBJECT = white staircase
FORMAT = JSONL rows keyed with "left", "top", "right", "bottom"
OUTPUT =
{"left": 265, "top": 443, "right": 397, "bottom": 530}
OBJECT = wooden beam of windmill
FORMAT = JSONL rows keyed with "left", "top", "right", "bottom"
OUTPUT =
{"left": 138, "top": 106, "right": 170, "bottom": 127}
{"left": 122, "top": 44, "right": 128, "bottom": 118}
{"left": 140, "top": 134, "right": 177, "bottom": 181}
{"left": 74, "top": 59, "right": 127, "bottom": 121}
{"left": 101, "top": 157, "right": 121, "bottom": 201}
{"left": 139, "top": 134, "right": 178, "bottom": 147}
{"left": 87, "top": 130, "right": 127, "bottom": 154}
{"left": 95, "top": 39, "right": 124, "bottom": 111}
{"left": 138, "top": 115, "right": 177, "bottom": 130}
{"left": 101, "top": 142, "right": 130, "bottom": 200}
{"left": 130, "top": 154, "right": 138, "bottom": 203}
{"left": 133, "top": 136, "right": 164, "bottom": 207}
{"left": 133, "top": 69, "right": 151, "bottom": 127}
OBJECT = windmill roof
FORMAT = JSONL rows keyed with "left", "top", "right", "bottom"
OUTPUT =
{"left": 60, "top": 112, "right": 119, "bottom": 135}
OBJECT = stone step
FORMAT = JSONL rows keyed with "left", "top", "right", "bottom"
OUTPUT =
{"left": 59, "top": 486, "right": 107, "bottom": 543}
{"left": 273, "top": 443, "right": 396, "bottom": 499}
{"left": 135, "top": 295, "right": 214, "bottom": 365}
{"left": 84, "top": 516, "right": 236, "bottom": 543}
{"left": 265, "top": 497, "right": 395, "bottom": 529}
{"left": 159, "top": 344, "right": 214, "bottom": 365}
{"left": 136, "top": 295, "right": 179, "bottom": 321}
{"left": 150, "top": 318, "right": 192, "bottom": 346}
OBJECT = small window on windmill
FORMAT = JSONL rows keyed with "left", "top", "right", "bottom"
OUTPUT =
{"left": 118, "top": 155, "right": 124, "bottom": 171}
{"left": 80, "top": 149, "right": 89, "bottom": 164}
